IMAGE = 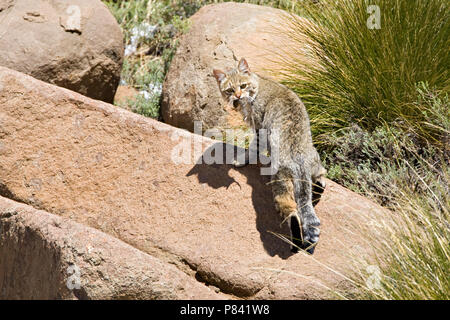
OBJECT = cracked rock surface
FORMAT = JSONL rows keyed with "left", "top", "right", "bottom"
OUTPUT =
{"left": 0, "top": 66, "right": 388, "bottom": 299}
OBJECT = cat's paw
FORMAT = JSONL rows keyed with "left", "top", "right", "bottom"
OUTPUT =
{"left": 289, "top": 214, "right": 320, "bottom": 254}
{"left": 301, "top": 219, "right": 320, "bottom": 254}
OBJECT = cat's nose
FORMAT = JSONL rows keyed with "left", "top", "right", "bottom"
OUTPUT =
{"left": 235, "top": 91, "right": 241, "bottom": 98}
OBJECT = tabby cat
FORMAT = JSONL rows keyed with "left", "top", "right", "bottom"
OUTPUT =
{"left": 213, "top": 58, "right": 326, "bottom": 254}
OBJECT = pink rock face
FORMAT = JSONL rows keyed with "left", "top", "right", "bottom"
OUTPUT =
{"left": 0, "top": 66, "right": 387, "bottom": 299}
{"left": 0, "top": 0, "right": 124, "bottom": 103}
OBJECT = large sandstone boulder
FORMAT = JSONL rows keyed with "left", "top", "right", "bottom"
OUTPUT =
{"left": 0, "top": 196, "right": 224, "bottom": 299}
{"left": 0, "top": 67, "right": 387, "bottom": 299}
{"left": 0, "top": 0, "right": 123, "bottom": 103}
{"left": 161, "top": 2, "right": 307, "bottom": 132}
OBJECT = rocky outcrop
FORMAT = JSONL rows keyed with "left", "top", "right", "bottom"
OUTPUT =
{"left": 0, "top": 196, "right": 224, "bottom": 299}
{"left": 0, "top": 66, "right": 387, "bottom": 299}
{"left": 161, "top": 2, "right": 309, "bottom": 132}
{"left": 0, "top": 0, "right": 123, "bottom": 103}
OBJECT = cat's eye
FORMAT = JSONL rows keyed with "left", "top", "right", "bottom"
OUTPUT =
{"left": 240, "top": 84, "right": 247, "bottom": 89}
{"left": 225, "top": 88, "right": 234, "bottom": 95}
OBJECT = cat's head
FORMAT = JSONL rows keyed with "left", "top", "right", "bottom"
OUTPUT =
{"left": 213, "top": 58, "right": 259, "bottom": 108}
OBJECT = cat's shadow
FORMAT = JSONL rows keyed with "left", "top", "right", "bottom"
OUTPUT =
{"left": 186, "top": 142, "right": 294, "bottom": 260}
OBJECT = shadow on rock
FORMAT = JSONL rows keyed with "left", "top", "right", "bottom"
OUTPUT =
{"left": 186, "top": 142, "right": 294, "bottom": 259}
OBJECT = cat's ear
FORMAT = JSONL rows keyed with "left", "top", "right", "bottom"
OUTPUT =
{"left": 238, "top": 58, "right": 250, "bottom": 74}
{"left": 213, "top": 69, "right": 226, "bottom": 83}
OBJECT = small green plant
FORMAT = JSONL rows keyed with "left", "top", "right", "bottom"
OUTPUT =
{"left": 322, "top": 85, "right": 448, "bottom": 204}
{"left": 103, "top": 0, "right": 193, "bottom": 119}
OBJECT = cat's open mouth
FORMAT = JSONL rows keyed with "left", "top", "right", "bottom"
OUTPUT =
{"left": 233, "top": 99, "right": 240, "bottom": 109}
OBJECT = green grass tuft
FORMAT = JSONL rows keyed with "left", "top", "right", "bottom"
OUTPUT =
{"left": 281, "top": 0, "right": 449, "bottom": 145}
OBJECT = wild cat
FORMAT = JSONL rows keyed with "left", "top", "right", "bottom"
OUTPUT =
{"left": 213, "top": 58, "right": 327, "bottom": 254}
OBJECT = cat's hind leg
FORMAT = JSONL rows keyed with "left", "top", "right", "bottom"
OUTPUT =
{"left": 271, "top": 168, "right": 304, "bottom": 253}
{"left": 312, "top": 174, "right": 326, "bottom": 207}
